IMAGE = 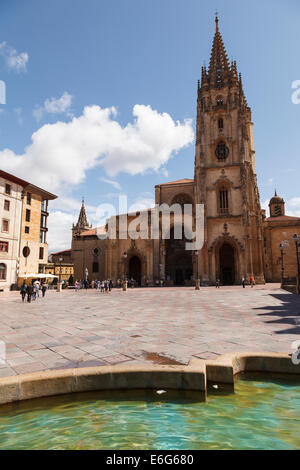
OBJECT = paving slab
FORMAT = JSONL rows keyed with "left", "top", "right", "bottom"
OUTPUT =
{"left": 0, "top": 284, "right": 299, "bottom": 378}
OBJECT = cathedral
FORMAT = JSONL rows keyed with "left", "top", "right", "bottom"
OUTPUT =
{"left": 71, "top": 17, "right": 300, "bottom": 286}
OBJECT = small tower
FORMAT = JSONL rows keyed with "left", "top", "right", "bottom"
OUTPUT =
{"left": 269, "top": 191, "right": 285, "bottom": 217}
{"left": 72, "top": 198, "right": 92, "bottom": 238}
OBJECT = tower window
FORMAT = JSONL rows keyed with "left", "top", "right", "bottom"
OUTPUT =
{"left": 219, "top": 188, "right": 229, "bottom": 214}
{"left": 218, "top": 118, "right": 224, "bottom": 130}
{"left": 216, "top": 96, "right": 223, "bottom": 107}
{"left": 274, "top": 206, "right": 282, "bottom": 216}
{"left": 215, "top": 142, "right": 229, "bottom": 161}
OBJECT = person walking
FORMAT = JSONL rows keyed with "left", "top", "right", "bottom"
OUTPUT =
{"left": 215, "top": 278, "right": 220, "bottom": 288}
{"left": 249, "top": 276, "right": 255, "bottom": 288}
{"left": 42, "top": 282, "right": 47, "bottom": 297}
{"left": 104, "top": 280, "right": 109, "bottom": 293}
{"left": 109, "top": 279, "right": 113, "bottom": 292}
{"left": 27, "top": 284, "right": 33, "bottom": 303}
{"left": 242, "top": 277, "right": 246, "bottom": 288}
{"left": 34, "top": 281, "right": 40, "bottom": 298}
{"left": 20, "top": 282, "right": 27, "bottom": 302}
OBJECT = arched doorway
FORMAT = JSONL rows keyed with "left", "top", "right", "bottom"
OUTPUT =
{"left": 219, "top": 243, "right": 235, "bottom": 285}
{"left": 128, "top": 256, "right": 142, "bottom": 285}
{"left": 165, "top": 227, "right": 193, "bottom": 286}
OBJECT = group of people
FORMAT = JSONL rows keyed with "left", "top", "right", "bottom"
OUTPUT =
{"left": 215, "top": 276, "right": 256, "bottom": 288}
{"left": 74, "top": 279, "right": 114, "bottom": 292}
{"left": 20, "top": 281, "right": 47, "bottom": 302}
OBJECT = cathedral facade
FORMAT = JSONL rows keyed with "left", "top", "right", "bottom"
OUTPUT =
{"left": 71, "top": 18, "right": 300, "bottom": 286}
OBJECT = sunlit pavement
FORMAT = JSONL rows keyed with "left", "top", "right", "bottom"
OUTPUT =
{"left": 0, "top": 284, "right": 299, "bottom": 377}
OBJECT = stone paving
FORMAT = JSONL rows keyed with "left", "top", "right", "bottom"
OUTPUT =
{"left": 0, "top": 284, "right": 299, "bottom": 378}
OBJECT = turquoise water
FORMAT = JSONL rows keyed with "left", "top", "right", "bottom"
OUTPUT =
{"left": 0, "top": 376, "right": 299, "bottom": 450}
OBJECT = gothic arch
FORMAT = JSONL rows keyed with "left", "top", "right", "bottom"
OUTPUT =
{"left": 170, "top": 193, "right": 193, "bottom": 207}
{"left": 125, "top": 246, "right": 147, "bottom": 285}
{"left": 208, "top": 234, "right": 245, "bottom": 285}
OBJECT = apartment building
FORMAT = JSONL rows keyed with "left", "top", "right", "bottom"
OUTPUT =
{"left": 0, "top": 170, "right": 57, "bottom": 291}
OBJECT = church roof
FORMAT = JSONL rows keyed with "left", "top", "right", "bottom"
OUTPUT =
{"left": 265, "top": 215, "right": 300, "bottom": 222}
{"left": 80, "top": 226, "right": 106, "bottom": 237}
{"left": 158, "top": 178, "right": 194, "bottom": 186}
{"left": 269, "top": 190, "right": 284, "bottom": 205}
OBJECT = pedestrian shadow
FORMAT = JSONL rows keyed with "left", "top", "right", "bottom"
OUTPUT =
{"left": 253, "top": 292, "right": 300, "bottom": 335}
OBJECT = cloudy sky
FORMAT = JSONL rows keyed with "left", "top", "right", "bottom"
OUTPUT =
{"left": 0, "top": 0, "right": 299, "bottom": 252}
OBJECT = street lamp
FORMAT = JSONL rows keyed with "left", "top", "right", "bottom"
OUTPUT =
{"left": 194, "top": 250, "right": 200, "bottom": 290}
{"left": 293, "top": 234, "right": 300, "bottom": 294}
{"left": 279, "top": 243, "right": 285, "bottom": 287}
{"left": 123, "top": 252, "right": 128, "bottom": 291}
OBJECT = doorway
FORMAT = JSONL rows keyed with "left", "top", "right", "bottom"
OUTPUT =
{"left": 165, "top": 227, "right": 193, "bottom": 285}
{"left": 219, "top": 243, "right": 235, "bottom": 285}
{"left": 128, "top": 256, "right": 142, "bottom": 285}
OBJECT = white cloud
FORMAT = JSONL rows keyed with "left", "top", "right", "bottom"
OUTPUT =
{"left": 0, "top": 104, "right": 194, "bottom": 192}
{"left": 129, "top": 196, "right": 155, "bottom": 212}
{"left": 286, "top": 197, "right": 300, "bottom": 217}
{"left": 33, "top": 92, "right": 73, "bottom": 122}
{"left": 47, "top": 210, "right": 76, "bottom": 253}
{"left": 0, "top": 41, "right": 28, "bottom": 72}
{"left": 100, "top": 177, "right": 121, "bottom": 190}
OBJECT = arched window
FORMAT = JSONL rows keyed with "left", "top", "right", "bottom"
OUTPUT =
{"left": 216, "top": 96, "right": 223, "bottom": 107}
{"left": 218, "top": 118, "right": 223, "bottom": 130}
{"left": 219, "top": 188, "right": 229, "bottom": 214}
{"left": 215, "top": 141, "right": 229, "bottom": 161}
{"left": 0, "top": 263, "right": 6, "bottom": 280}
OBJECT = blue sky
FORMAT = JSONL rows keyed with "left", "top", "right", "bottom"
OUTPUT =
{"left": 0, "top": 0, "right": 299, "bottom": 251}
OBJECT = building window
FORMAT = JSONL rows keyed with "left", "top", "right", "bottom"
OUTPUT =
{"left": 0, "top": 263, "right": 6, "bottom": 280}
{"left": 40, "top": 231, "right": 46, "bottom": 243}
{"left": 41, "top": 200, "right": 47, "bottom": 212}
{"left": 25, "top": 226, "right": 30, "bottom": 234}
{"left": 5, "top": 184, "right": 11, "bottom": 195}
{"left": 40, "top": 214, "right": 47, "bottom": 229}
{"left": 25, "top": 209, "right": 31, "bottom": 222}
{"left": 216, "top": 96, "right": 223, "bottom": 107}
{"left": 39, "top": 247, "right": 44, "bottom": 260}
{"left": 0, "top": 241, "right": 8, "bottom": 252}
{"left": 2, "top": 219, "right": 9, "bottom": 232}
{"left": 26, "top": 192, "right": 31, "bottom": 205}
{"left": 92, "top": 262, "right": 99, "bottom": 273}
{"left": 23, "top": 246, "right": 30, "bottom": 258}
{"left": 219, "top": 188, "right": 229, "bottom": 214}
{"left": 218, "top": 118, "right": 223, "bottom": 130}
{"left": 4, "top": 200, "right": 10, "bottom": 211}
{"left": 215, "top": 141, "right": 229, "bottom": 161}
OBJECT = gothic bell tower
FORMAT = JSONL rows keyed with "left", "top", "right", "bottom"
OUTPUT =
{"left": 194, "top": 15, "right": 265, "bottom": 284}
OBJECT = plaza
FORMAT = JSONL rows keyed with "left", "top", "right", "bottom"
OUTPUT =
{"left": 0, "top": 285, "right": 299, "bottom": 378}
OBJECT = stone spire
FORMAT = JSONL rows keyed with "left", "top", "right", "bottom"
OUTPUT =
{"left": 72, "top": 198, "right": 91, "bottom": 237}
{"left": 207, "top": 14, "right": 230, "bottom": 88}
